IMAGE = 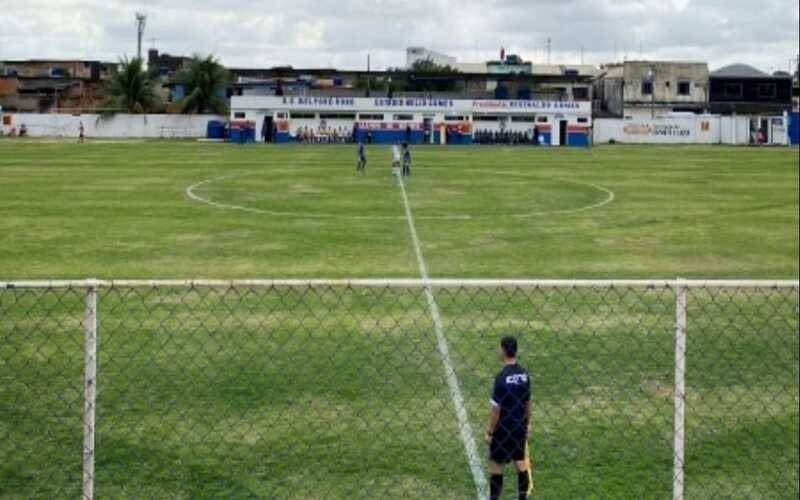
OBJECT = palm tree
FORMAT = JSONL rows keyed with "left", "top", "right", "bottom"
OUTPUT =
{"left": 105, "top": 57, "right": 158, "bottom": 113}
{"left": 176, "top": 55, "right": 229, "bottom": 114}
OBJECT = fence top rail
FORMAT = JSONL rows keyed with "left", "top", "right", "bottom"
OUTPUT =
{"left": 1, "top": 279, "right": 798, "bottom": 289}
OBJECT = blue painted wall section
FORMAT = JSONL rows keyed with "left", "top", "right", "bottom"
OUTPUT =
{"left": 789, "top": 112, "right": 799, "bottom": 146}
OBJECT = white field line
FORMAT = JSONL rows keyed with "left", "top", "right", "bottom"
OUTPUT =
{"left": 513, "top": 180, "right": 615, "bottom": 218}
{"left": 185, "top": 174, "right": 614, "bottom": 221}
{"left": 396, "top": 174, "right": 488, "bottom": 499}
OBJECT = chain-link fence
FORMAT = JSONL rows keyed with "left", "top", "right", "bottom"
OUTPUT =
{"left": 1, "top": 279, "right": 798, "bottom": 499}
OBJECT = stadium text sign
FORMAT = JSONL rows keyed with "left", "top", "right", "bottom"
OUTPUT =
{"left": 473, "top": 100, "right": 583, "bottom": 111}
{"left": 246, "top": 96, "right": 591, "bottom": 114}
{"left": 623, "top": 123, "right": 692, "bottom": 137}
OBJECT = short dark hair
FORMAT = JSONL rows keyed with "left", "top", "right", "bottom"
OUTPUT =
{"left": 500, "top": 336, "right": 518, "bottom": 358}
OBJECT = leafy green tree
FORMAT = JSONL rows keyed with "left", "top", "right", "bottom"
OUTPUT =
{"left": 176, "top": 55, "right": 230, "bottom": 114}
{"left": 105, "top": 57, "right": 158, "bottom": 113}
{"left": 408, "top": 58, "right": 459, "bottom": 75}
{"left": 402, "top": 59, "right": 462, "bottom": 92}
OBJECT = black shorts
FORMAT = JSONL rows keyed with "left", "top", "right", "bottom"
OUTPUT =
{"left": 489, "top": 432, "right": 526, "bottom": 464}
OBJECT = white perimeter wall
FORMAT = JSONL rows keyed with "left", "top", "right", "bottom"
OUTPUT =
{"left": 593, "top": 116, "right": 757, "bottom": 145}
{"left": 2, "top": 113, "right": 224, "bottom": 138}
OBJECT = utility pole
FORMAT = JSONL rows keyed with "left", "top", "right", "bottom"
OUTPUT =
{"left": 135, "top": 12, "right": 147, "bottom": 61}
{"left": 546, "top": 37, "right": 551, "bottom": 65}
{"left": 366, "top": 53, "right": 371, "bottom": 97}
{"left": 648, "top": 67, "right": 656, "bottom": 119}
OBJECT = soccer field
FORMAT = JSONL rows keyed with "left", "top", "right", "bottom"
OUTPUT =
{"left": 0, "top": 141, "right": 797, "bottom": 279}
{"left": 1, "top": 141, "right": 798, "bottom": 499}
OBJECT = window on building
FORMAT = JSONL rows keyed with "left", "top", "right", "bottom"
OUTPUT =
{"left": 233, "top": 112, "right": 246, "bottom": 119}
{"left": 320, "top": 113, "right": 356, "bottom": 120}
{"left": 358, "top": 113, "right": 384, "bottom": 121}
{"left": 678, "top": 81, "right": 691, "bottom": 95}
{"left": 724, "top": 83, "right": 743, "bottom": 98}
{"left": 511, "top": 115, "right": 536, "bottom": 122}
{"left": 572, "top": 87, "right": 589, "bottom": 99}
{"left": 473, "top": 115, "right": 501, "bottom": 122}
{"left": 290, "top": 112, "right": 316, "bottom": 119}
{"left": 536, "top": 116, "right": 549, "bottom": 123}
{"left": 577, "top": 117, "right": 589, "bottom": 123}
{"left": 444, "top": 115, "right": 466, "bottom": 121}
{"left": 757, "top": 83, "right": 776, "bottom": 99}
{"left": 392, "top": 114, "right": 414, "bottom": 121}
{"left": 641, "top": 81, "right": 653, "bottom": 95}
{"left": 276, "top": 112, "right": 288, "bottom": 119}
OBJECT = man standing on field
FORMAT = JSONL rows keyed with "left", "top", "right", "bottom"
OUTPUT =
{"left": 391, "top": 141, "right": 401, "bottom": 176}
{"left": 401, "top": 141, "right": 411, "bottom": 177}
{"left": 486, "top": 336, "right": 533, "bottom": 500}
{"left": 357, "top": 140, "right": 367, "bottom": 174}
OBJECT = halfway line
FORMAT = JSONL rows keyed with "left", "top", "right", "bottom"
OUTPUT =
{"left": 396, "top": 173, "right": 488, "bottom": 499}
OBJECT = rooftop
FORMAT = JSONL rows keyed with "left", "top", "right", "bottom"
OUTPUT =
{"left": 711, "top": 63, "right": 771, "bottom": 78}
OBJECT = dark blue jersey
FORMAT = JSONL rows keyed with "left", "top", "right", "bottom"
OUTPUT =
{"left": 491, "top": 363, "right": 531, "bottom": 435}
{"left": 358, "top": 143, "right": 366, "bottom": 158}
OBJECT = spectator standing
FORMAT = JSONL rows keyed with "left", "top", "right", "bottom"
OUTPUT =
{"left": 401, "top": 141, "right": 412, "bottom": 177}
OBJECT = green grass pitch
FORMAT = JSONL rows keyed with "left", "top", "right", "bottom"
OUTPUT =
{"left": 0, "top": 140, "right": 798, "bottom": 498}
{"left": 0, "top": 141, "right": 797, "bottom": 279}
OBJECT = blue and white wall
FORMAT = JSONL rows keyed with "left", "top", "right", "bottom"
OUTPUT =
{"left": 231, "top": 96, "right": 593, "bottom": 146}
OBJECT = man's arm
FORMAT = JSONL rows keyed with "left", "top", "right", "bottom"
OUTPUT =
{"left": 486, "top": 404, "right": 500, "bottom": 444}
{"left": 524, "top": 400, "right": 531, "bottom": 436}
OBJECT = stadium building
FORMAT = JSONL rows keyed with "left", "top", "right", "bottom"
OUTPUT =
{"left": 230, "top": 95, "right": 592, "bottom": 146}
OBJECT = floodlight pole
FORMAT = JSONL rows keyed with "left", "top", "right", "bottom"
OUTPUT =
{"left": 366, "top": 54, "right": 371, "bottom": 97}
{"left": 136, "top": 12, "right": 147, "bottom": 61}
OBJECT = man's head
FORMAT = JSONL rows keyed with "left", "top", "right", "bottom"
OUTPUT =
{"left": 499, "top": 336, "right": 518, "bottom": 362}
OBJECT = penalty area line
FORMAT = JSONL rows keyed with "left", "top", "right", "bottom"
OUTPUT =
{"left": 396, "top": 174, "right": 488, "bottom": 499}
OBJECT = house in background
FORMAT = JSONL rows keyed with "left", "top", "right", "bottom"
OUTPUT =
{"left": 0, "top": 60, "right": 117, "bottom": 112}
{"left": 618, "top": 61, "right": 709, "bottom": 119}
{"left": 709, "top": 63, "right": 793, "bottom": 115}
{"left": 594, "top": 61, "right": 710, "bottom": 118}
{"left": 147, "top": 49, "right": 192, "bottom": 78}
{"left": 708, "top": 63, "right": 794, "bottom": 143}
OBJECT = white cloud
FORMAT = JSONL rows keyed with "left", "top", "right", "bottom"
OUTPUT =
{"left": 0, "top": 0, "right": 797, "bottom": 73}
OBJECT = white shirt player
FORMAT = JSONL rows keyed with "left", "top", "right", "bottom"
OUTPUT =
{"left": 391, "top": 144, "right": 401, "bottom": 175}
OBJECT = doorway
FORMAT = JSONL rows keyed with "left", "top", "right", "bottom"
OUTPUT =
{"left": 262, "top": 116, "right": 274, "bottom": 143}
{"left": 423, "top": 116, "right": 434, "bottom": 144}
{"left": 559, "top": 120, "right": 568, "bottom": 146}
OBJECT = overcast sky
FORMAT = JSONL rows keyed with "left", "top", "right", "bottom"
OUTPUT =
{"left": 1, "top": 0, "right": 798, "bottom": 73}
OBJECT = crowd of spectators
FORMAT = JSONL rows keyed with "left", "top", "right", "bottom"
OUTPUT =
{"left": 288, "top": 125, "right": 554, "bottom": 145}
{"left": 473, "top": 129, "right": 542, "bottom": 145}
{"left": 295, "top": 126, "right": 355, "bottom": 144}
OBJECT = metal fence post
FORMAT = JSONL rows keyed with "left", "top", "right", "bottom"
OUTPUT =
{"left": 673, "top": 279, "right": 687, "bottom": 500}
{"left": 83, "top": 280, "right": 98, "bottom": 500}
